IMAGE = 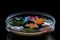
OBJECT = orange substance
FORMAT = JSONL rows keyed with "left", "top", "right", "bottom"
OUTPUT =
{"left": 34, "top": 18, "right": 45, "bottom": 24}
{"left": 25, "top": 23, "right": 38, "bottom": 28}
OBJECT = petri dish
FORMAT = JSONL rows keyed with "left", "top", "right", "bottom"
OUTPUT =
{"left": 5, "top": 11, "right": 56, "bottom": 36}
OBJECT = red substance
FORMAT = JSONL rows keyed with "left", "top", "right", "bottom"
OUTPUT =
{"left": 40, "top": 27, "right": 51, "bottom": 32}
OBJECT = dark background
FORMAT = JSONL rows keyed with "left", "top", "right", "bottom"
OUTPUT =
{"left": 0, "top": 2, "right": 59, "bottom": 40}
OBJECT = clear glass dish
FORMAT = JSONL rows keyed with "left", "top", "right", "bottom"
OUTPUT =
{"left": 5, "top": 11, "right": 56, "bottom": 36}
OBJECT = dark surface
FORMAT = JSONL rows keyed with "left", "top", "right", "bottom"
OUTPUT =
{"left": 0, "top": 4, "right": 58, "bottom": 40}
{"left": 6, "top": 32, "right": 55, "bottom": 40}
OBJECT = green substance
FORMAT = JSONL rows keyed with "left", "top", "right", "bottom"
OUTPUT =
{"left": 9, "top": 21, "right": 18, "bottom": 26}
{"left": 9, "top": 21, "right": 25, "bottom": 26}
{"left": 16, "top": 21, "right": 25, "bottom": 25}
{"left": 23, "top": 28, "right": 36, "bottom": 33}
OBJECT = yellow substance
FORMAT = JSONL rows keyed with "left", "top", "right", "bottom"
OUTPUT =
{"left": 34, "top": 18, "right": 45, "bottom": 24}
{"left": 25, "top": 23, "right": 38, "bottom": 28}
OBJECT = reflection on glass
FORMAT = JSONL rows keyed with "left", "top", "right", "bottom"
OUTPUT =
{"left": 7, "top": 33, "right": 55, "bottom": 40}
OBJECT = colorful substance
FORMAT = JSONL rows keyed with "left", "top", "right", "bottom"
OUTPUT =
{"left": 8, "top": 15, "right": 53, "bottom": 33}
{"left": 45, "top": 19, "right": 53, "bottom": 23}
{"left": 40, "top": 26, "right": 51, "bottom": 32}
{"left": 34, "top": 18, "right": 45, "bottom": 24}
{"left": 28, "top": 16, "right": 34, "bottom": 21}
{"left": 23, "top": 17, "right": 28, "bottom": 22}
{"left": 16, "top": 21, "right": 25, "bottom": 25}
{"left": 10, "top": 26, "right": 24, "bottom": 31}
{"left": 9, "top": 21, "right": 25, "bottom": 26}
{"left": 22, "top": 28, "right": 36, "bottom": 33}
{"left": 25, "top": 23, "right": 38, "bottom": 28}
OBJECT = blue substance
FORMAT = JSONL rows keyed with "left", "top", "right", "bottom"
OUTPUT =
{"left": 45, "top": 19, "right": 52, "bottom": 23}
{"left": 23, "top": 17, "right": 28, "bottom": 22}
